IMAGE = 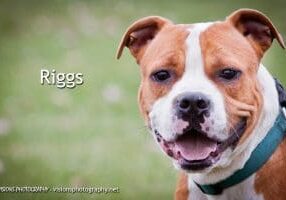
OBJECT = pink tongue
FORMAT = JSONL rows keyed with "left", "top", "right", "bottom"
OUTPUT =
{"left": 175, "top": 133, "right": 217, "bottom": 161}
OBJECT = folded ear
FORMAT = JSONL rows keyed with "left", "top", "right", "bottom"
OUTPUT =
{"left": 116, "top": 16, "right": 171, "bottom": 62}
{"left": 227, "top": 9, "right": 285, "bottom": 58}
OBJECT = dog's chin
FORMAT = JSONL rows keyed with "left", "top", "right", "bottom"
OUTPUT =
{"left": 154, "top": 119, "right": 247, "bottom": 173}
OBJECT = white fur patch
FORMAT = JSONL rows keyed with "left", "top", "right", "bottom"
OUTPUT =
{"left": 149, "top": 22, "right": 227, "bottom": 143}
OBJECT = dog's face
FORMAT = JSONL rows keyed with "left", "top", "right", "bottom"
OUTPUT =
{"left": 117, "top": 9, "right": 285, "bottom": 173}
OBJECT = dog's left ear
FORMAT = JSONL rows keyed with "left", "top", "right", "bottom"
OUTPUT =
{"left": 116, "top": 16, "right": 171, "bottom": 63}
{"left": 227, "top": 9, "right": 285, "bottom": 58}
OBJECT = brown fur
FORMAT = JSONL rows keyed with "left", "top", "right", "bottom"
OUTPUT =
{"left": 117, "top": 16, "right": 172, "bottom": 61}
{"left": 227, "top": 9, "right": 285, "bottom": 58}
{"left": 255, "top": 139, "right": 286, "bottom": 199}
{"left": 138, "top": 24, "right": 189, "bottom": 122}
{"left": 175, "top": 172, "right": 189, "bottom": 200}
{"left": 199, "top": 21, "right": 263, "bottom": 145}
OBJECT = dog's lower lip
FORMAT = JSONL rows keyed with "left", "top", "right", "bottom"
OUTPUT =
{"left": 179, "top": 157, "right": 213, "bottom": 171}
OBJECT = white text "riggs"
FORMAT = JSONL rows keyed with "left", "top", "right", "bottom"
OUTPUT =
{"left": 40, "top": 69, "right": 84, "bottom": 89}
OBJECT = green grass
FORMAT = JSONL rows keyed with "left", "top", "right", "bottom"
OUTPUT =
{"left": 0, "top": 0, "right": 285, "bottom": 199}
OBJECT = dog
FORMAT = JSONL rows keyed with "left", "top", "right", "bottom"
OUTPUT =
{"left": 117, "top": 9, "right": 286, "bottom": 200}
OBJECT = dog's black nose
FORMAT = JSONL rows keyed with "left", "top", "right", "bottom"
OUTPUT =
{"left": 175, "top": 92, "right": 211, "bottom": 118}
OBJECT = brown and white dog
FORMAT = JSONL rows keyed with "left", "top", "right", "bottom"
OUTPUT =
{"left": 117, "top": 9, "right": 286, "bottom": 200}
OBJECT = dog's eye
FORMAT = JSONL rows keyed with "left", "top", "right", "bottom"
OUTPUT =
{"left": 218, "top": 68, "right": 241, "bottom": 81}
{"left": 152, "top": 70, "right": 171, "bottom": 82}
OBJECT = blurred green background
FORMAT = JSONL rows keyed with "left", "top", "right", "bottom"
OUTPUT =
{"left": 0, "top": 0, "right": 285, "bottom": 199}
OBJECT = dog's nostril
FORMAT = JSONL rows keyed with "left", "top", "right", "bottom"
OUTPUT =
{"left": 179, "top": 99, "right": 191, "bottom": 109}
{"left": 197, "top": 99, "right": 209, "bottom": 109}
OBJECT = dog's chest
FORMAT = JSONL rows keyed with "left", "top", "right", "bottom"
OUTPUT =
{"left": 188, "top": 175, "right": 263, "bottom": 200}
{"left": 185, "top": 139, "right": 286, "bottom": 200}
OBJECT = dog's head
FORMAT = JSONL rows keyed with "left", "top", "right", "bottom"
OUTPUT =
{"left": 117, "top": 9, "right": 285, "bottom": 173}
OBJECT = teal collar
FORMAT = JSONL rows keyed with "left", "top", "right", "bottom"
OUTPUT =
{"left": 195, "top": 107, "right": 286, "bottom": 195}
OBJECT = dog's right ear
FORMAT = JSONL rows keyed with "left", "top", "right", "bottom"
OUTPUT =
{"left": 227, "top": 9, "right": 285, "bottom": 58}
{"left": 116, "top": 16, "right": 171, "bottom": 63}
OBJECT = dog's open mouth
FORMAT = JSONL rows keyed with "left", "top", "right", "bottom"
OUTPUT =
{"left": 175, "top": 131, "right": 218, "bottom": 161}
{"left": 155, "top": 119, "right": 247, "bottom": 171}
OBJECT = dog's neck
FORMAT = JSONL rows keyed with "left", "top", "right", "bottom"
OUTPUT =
{"left": 188, "top": 64, "right": 280, "bottom": 197}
